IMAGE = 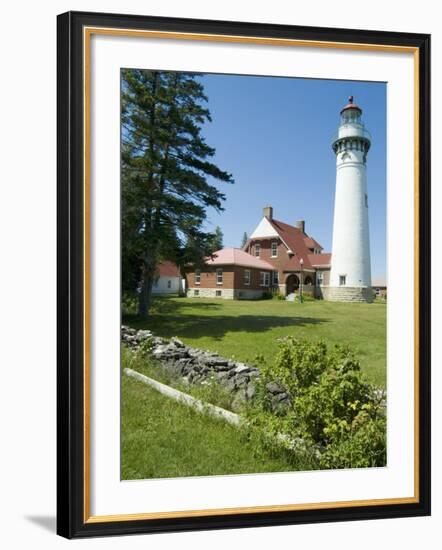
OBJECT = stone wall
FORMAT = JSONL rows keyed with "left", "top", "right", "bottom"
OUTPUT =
{"left": 235, "top": 289, "right": 265, "bottom": 300}
{"left": 186, "top": 287, "right": 235, "bottom": 299}
{"left": 322, "top": 286, "right": 374, "bottom": 303}
{"left": 186, "top": 287, "right": 265, "bottom": 300}
{"left": 122, "top": 325, "right": 289, "bottom": 409}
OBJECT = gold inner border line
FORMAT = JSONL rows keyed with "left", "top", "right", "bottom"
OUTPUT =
{"left": 83, "top": 26, "right": 420, "bottom": 524}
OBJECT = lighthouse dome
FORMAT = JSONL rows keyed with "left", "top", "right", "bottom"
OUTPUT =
{"left": 340, "top": 95, "right": 362, "bottom": 116}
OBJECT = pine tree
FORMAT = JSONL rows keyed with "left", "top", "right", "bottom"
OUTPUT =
{"left": 208, "top": 226, "right": 224, "bottom": 253}
{"left": 241, "top": 232, "right": 248, "bottom": 248}
{"left": 121, "top": 69, "right": 233, "bottom": 317}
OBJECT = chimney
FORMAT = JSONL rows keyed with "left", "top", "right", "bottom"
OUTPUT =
{"left": 295, "top": 220, "right": 305, "bottom": 233}
{"left": 263, "top": 206, "right": 273, "bottom": 220}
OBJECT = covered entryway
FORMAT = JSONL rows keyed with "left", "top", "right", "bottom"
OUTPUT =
{"left": 286, "top": 274, "right": 300, "bottom": 295}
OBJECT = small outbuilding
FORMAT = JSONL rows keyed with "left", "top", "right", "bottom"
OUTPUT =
{"left": 186, "top": 248, "right": 275, "bottom": 300}
{"left": 372, "top": 277, "right": 387, "bottom": 300}
{"left": 152, "top": 261, "right": 184, "bottom": 295}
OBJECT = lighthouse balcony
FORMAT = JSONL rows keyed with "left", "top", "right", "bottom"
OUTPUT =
{"left": 333, "top": 125, "right": 371, "bottom": 141}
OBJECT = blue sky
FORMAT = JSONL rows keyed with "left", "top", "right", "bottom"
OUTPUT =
{"left": 198, "top": 73, "right": 386, "bottom": 279}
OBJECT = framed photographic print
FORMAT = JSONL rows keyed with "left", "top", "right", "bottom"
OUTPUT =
{"left": 57, "top": 11, "right": 431, "bottom": 538}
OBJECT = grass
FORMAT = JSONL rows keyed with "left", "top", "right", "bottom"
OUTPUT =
{"left": 124, "top": 296, "right": 387, "bottom": 387}
{"left": 123, "top": 345, "right": 237, "bottom": 411}
{"left": 122, "top": 374, "right": 306, "bottom": 479}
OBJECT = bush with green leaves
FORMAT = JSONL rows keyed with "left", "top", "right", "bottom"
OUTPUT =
{"left": 122, "top": 292, "right": 138, "bottom": 315}
{"left": 296, "top": 293, "right": 315, "bottom": 303}
{"left": 246, "top": 338, "right": 386, "bottom": 470}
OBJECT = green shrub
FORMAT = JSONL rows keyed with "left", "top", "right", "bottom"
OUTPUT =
{"left": 246, "top": 338, "right": 386, "bottom": 470}
{"left": 296, "top": 293, "right": 315, "bottom": 303}
{"left": 122, "top": 292, "right": 138, "bottom": 315}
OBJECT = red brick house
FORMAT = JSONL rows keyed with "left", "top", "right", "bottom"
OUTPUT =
{"left": 185, "top": 206, "right": 331, "bottom": 300}
{"left": 185, "top": 248, "right": 274, "bottom": 300}
{"left": 243, "top": 206, "right": 331, "bottom": 298}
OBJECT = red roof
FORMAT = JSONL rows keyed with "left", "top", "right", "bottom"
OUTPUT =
{"left": 205, "top": 248, "right": 274, "bottom": 270}
{"left": 340, "top": 95, "right": 362, "bottom": 114}
{"left": 308, "top": 253, "right": 331, "bottom": 267}
{"left": 268, "top": 219, "right": 324, "bottom": 271}
{"left": 304, "top": 236, "right": 323, "bottom": 250}
{"left": 157, "top": 261, "right": 180, "bottom": 277}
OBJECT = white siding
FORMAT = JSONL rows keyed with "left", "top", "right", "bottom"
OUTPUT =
{"left": 250, "top": 217, "right": 279, "bottom": 239}
{"left": 330, "top": 126, "right": 372, "bottom": 288}
{"left": 151, "top": 276, "right": 181, "bottom": 295}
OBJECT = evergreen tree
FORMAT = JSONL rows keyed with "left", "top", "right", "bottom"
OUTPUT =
{"left": 241, "top": 232, "right": 248, "bottom": 248}
{"left": 208, "top": 226, "right": 224, "bottom": 253}
{"left": 121, "top": 69, "right": 233, "bottom": 317}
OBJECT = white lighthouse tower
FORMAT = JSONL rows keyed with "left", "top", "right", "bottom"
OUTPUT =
{"left": 325, "top": 96, "right": 373, "bottom": 303}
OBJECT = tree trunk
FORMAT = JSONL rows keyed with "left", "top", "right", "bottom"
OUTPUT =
{"left": 138, "top": 265, "right": 154, "bottom": 318}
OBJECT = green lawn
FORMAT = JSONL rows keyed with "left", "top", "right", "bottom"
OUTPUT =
{"left": 122, "top": 374, "right": 304, "bottom": 479}
{"left": 124, "top": 297, "right": 386, "bottom": 387}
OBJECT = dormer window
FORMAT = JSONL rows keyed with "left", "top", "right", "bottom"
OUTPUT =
{"left": 271, "top": 241, "right": 278, "bottom": 258}
{"left": 255, "top": 244, "right": 261, "bottom": 257}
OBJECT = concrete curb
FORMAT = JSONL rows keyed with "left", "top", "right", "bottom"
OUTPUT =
{"left": 124, "top": 368, "right": 242, "bottom": 427}
{"left": 124, "top": 368, "right": 311, "bottom": 454}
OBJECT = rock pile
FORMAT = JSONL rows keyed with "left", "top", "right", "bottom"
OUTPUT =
{"left": 121, "top": 325, "right": 290, "bottom": 409}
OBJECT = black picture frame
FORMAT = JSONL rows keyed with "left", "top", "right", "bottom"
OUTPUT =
{"left": 57, "top": 10, "right": 431, "bottom": 539}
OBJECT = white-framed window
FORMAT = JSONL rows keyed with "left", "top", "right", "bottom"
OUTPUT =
{"left": 339, "top": 275, "right": 346, "bottom": 286}
{"left": 244, "top": 269, "right": 251, "bottom": 286}
{"left": 194, "top": 269, "right": 201, "bottom": 284}
{"left": 167, "top": 280, "right": 172, "bottom": 289}
{"left": 216, "top": 268, "right": 223, "bottom": 285}
{"left": 194, "top": 289, "right": 199, "bottom": 296}
{"left": 273, "top": 271, "right": 279, "bottom": 285}
{"left": 271, "top": 241, "right": 278, "bottom": 258}
{"left": 260, "top": 271, "right": 270, "bottom": 287}
{"left": 255, "top": 244, "right": 261, "bottom": 257}
{"left": 215, "top": 290, "right": 222, "bottom": 297}
{"left": 317, "top": 271, "right": 323, "bottom": 285}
